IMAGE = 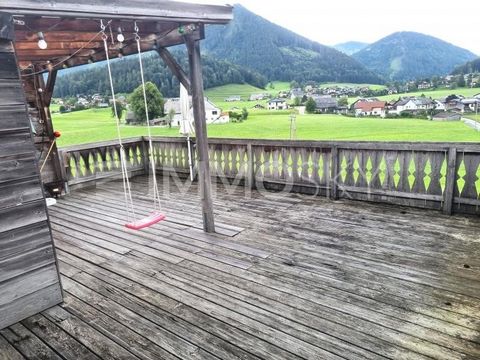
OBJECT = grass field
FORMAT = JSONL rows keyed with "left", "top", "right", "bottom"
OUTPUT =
{"left": 205, "top": 81, "right": 290, "bottom": 110}
{"left": 52, "top": 108, "right": 479, "bottom": 147}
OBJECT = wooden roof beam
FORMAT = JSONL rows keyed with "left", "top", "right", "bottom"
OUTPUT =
{"left": 17, "top": 25, "right": 203, "bottom": 72}
{"left": 13, "top": 17, "right": 174, "bottom": 34}
{"left": 0, "top": 1, "right": 233, "bottom": 24}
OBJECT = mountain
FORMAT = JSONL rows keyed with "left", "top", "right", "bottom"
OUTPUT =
{"left": 53, "top": 50, "right": 267, "bottom": 98}
{"left": 203, "top": 4, "right": 383, "bottom": 84}
{"left": 352, "top": 31, "right": 477, "bottom": 81}
{"left": 451, "top": 58, "right": 480, "bottom": 75}
{"left": 333, "top": 41, "right": 368, "bottom": 55}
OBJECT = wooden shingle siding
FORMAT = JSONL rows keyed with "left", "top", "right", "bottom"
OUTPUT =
{"left": 0, "top": 32, "right": 62, "bottom": 330}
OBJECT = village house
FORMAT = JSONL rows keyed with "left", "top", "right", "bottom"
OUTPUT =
{"left": 442, "top": 95, "right": 465, "bottom": 113}
{"left": 268, "top": 98, "right": 288, "bottom": 110}
{"left": 224, "top": 95, "right": 241, "bottom": 102}
{"left": 461, "top": 98, "right": 480, "bottom": 113}
{"left": 249, "top": 93, "right": 268, "bottom": 101}
{"left": 417, "top": 81, "right": 433, "bottom": 90}
{"left": 432, "top": 112, "right": 462, "bottom": 121}
{"left": 391, "top": 97, "right": 435, "bottom": 114}
{"left": 354, "top": 100, "right": 387, "bottom": 117}
{"left": 433, "top": 99, "right": 446, "bottom": 111}
{"left": 313, "top": 95, "right": 339, "bottom": 113}
{"left": 164, "top": 97, "right": 228, "bottom": 126}
{"left": 290, "top": 88, "right": 304, "bottom": 100}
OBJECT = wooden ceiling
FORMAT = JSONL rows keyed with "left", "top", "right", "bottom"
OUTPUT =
{"left": 13, "top": 17, "right": 202, "bottom": 72}
{"left": 0, "top": 0, "right": 233, "bottom": 73}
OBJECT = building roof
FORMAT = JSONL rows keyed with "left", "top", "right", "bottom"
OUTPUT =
{"left": 433, "top": 112, "right": 461, "bottom": 119}
{"left": 412, "top": 97, "right": 434, "bottom": 106}
{"left": 462, "top": 98, "right": 480, "bottom": 105}
{"left": 313, "top": 96, "right": 338, "bottom": 108}
{"left": 354, "top": 101, "right": 386, "bottom": 112}
{"left": 268, "top": 98, "right": 286, "bottom": 103}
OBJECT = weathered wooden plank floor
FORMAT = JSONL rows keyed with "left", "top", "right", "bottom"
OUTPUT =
{"left": 2, "top": 175, "right": 480, "bottom": 359}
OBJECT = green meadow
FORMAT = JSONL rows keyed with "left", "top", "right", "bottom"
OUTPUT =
{"left": 52, "top": 108, "right": 479, "bottom": 147}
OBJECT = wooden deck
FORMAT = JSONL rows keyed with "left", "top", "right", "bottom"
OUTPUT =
{"left": 2, "top": 175, "right": 480, "bottom": 359}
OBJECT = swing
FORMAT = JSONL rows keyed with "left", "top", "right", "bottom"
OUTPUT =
{"left": 101, "top": 20, "right": 165, "bottom": 230}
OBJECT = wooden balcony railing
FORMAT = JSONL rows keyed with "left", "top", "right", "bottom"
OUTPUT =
{"left": 58, "top": 137, "right": 480, "bottom": 215}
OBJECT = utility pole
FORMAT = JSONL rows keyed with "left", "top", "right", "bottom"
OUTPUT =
{"left": 289, "top": 112, "right": 297, "bottom": 140}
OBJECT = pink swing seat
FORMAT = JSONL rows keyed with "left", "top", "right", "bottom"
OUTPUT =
{"left": 125, "top": 211, "right": 166, "bottom": 230}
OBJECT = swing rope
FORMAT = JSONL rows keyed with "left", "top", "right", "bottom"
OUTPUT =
{"left": 134, "top": 22, "right": 162, "bottom": 211}
{"left": 101, "top": 20, "right": 136, "bottom": 222}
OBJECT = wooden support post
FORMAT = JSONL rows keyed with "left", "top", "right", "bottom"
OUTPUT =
{"left": 443, "top": 147, "right": 457, "bottom": 215}
{"left": 186, "top": 33, "right": 215, "bottom": 233}
{"left": 246, "top": 143, "right": 255, "bottom": 190}
{"left": 156, "top": 47, "right": 191, "bottom": 91}
{"left": 330, "top": 146, "right": 339, "bottom": 200}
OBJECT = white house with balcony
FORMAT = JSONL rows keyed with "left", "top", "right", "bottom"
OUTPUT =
{"left": 268, "top": 98, "right": 288, "bottom": 110}
{"left": 164, "top": 97, "right": 228, "bottom": 126}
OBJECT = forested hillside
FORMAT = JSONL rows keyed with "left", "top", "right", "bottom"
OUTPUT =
{"left": 203, "top": 5, "right": 382, "bottom": 84}
{"left": 353, "top": 32, "right": 477, "bottom": 81}
{"left": 451, "top": 58, "right": 480, "bottom": 75}
{"left": 53, "top": 50, "right": 267, "bottom": 98}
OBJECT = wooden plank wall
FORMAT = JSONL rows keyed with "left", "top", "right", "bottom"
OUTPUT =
{"left": 0, "top": 16, "right": 62, "bottom": 330}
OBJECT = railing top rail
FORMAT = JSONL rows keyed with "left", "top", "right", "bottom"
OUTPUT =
{"left": 59, "top": 136, "right": 480, "bottom": 153}
{"left": 59, "top": 137, "right": 144, "bottom": 152}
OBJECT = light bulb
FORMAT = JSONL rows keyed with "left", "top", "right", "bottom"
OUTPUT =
{"left": 37, "top": 32, "right": 47, "bottom": 49}
{"left": 38, "top": 39, "right": 48, "bottom": 49}
{"left": 117, "top": 28, "right": 124, "bottom": 43}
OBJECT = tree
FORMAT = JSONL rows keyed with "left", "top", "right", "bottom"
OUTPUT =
{"left": 457, "top": 74, "right": 466, "bottom": 88}
{"left": 129, "top": 82, "right": 164, "bottom": 123}
{"left": 305, "top": 97, "right": 317, "bottom": 114}
{"left": 338, "top": 97, "right": 348, "bottom": 107}
{"left": 167, "top": 108, "right": 176, "bottom": 128}
{"left": 293, "top": 97, "right": 301, "bottom": 106}
{"left": 111, "top": 100, "right": 125, "bottom": 120}
{"left": 59, "top": 105, "right": 66, "bottom": 113}
{"left": 290, "top": 80, "right": 300, "bottom": 89}
{"left": 241, "top": 107, "right": 249, "bottom": 120}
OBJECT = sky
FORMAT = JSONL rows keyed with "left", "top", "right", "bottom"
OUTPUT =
{"left": 185, "top": 0, "right": 480, "bottom": 55}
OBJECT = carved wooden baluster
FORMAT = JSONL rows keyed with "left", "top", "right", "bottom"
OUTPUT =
{"left": 290, "top": 147, "right": 299, "bottom": 183}
{"left": 322, "top": 150, "right": 330, "bottom": 187}
{"left": 460, "top": 152, "right": 480, "bottom": 200}
{"left": 343, "top": 149, "right": 355, "bottom": 187}
{"left": 99, "top": 147, "right": 107, "bottom": 174}
{"left": 356, "top": 150, "right": 368, "bottom": 188}
{"left": 231, "top": 145, "right": 239, "bottom": 178}
{"left": 223, "top": 145, "right": 231, "bottom": 177}
{"left": 300, "top": 148, "right": 309, "bottom": 183}
{"left": 428, "top": 151, "right": 446, "bottom": 196}
{"left": 254, "top": 146, "right": 264, "bottom": 181}
{"left": 384, "top": 150, "right": 398, "bottom": 191}
{"left": 369, "top": 150, "right": 383, "bottom": 190}
{"left": 412, "top": 151, "right": 428, "bottom": 194}
{"left": 272, "top": 148, "right": 280, "bottom": 180}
